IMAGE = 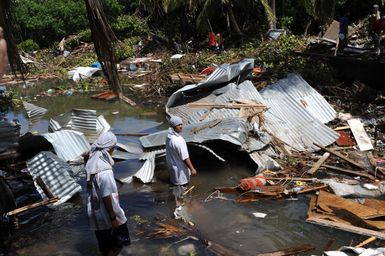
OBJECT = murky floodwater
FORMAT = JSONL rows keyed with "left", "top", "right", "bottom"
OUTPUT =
{"left": 3, "top": 81, "right": 369, "bottom": 256}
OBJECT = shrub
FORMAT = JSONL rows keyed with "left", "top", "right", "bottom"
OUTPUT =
{"left": 18, "top": 39, "right": 39, "bottom": 52}
{"left": 115, "top": 37, "right": 141, "bottom": 61}
{"left": 78, "top": 29, "right": 92, "bottom": 43}
{"left": 112, "top": 15, "right": 149, "bottom": 39}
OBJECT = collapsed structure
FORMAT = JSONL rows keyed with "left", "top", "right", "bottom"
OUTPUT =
{"left": 135, "top": 59, "right": 339, "bottom": 182}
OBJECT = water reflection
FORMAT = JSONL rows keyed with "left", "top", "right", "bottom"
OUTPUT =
{"left": 5, "top": 91, "right": 366, "bottom": 256}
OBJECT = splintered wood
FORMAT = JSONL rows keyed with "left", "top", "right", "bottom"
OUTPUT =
{"left": 306, "top": 190, "right": 385, "bottom": 239}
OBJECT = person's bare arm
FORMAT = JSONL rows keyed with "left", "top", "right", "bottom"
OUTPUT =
{"left": 0, "top": 39, "right": 8, "bottom": 79}
{"left": 184, "top": 158, "right": 197, "bottom": 176}
{"left": 102, "top": 195, "right": 123, "bottom": 228}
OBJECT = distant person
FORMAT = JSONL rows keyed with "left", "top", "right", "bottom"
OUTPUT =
{"left": 337, "top": 11, "right": 350, "bottom": 54}
{"left": 85, "top": 131, "right": 130, "bottom": 256}
{"left": 0, "top": 27, "right": 8, "bottom": 81}
{"left": 215, "top": 33, "right": 224, "bottom": 52}
{"left": 166, "top": 115, "right": 197, "bottom": 206}
{"left": 371, "top": 4, "right": 383, "bottom": 55}
{"left": 208, "top": 32, "right": 216, "bottom": 51}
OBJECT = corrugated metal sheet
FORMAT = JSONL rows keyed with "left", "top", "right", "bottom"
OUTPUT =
{"left": 49, "top": 109, "right": 111, "bottom": 143}
{"left": 0, "top": 121, "right": 20, "bottom": 152}
{"left": 139, "top": 62, "right": 339, "bottom": 176}
{"left": 165, "top": 74, "right": 339, "bottom": 153}
{"left": 27, "top": 151, "right": 82, "bottom": 206}
{"left": 71, "top": 109, "right": 97, "bottom": 131}
{"left": 135, "top": 148, "right": 166, "bottom": 183}
{"left": 41, "top": 130, "right": 91, "bottom": 162}
{"left": 260, "top": 74, "right": 336, "bottom": 124}
{"left": 140, "top": 119, "right": 254, "bottom": 149}
{"left": 23, "top": 102, "right": 48, "bottom": 126}
{"left": 166, "top": 59, "right": 255, "bottom": 113}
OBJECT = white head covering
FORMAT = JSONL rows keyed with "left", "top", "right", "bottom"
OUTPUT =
{"left": 85, "top": 131, "right": 117, "bottom": 180}
{"left": 169, "top": 115, "right": 183, "bottom": 127}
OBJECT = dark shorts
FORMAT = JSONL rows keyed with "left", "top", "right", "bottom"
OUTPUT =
{"left": 95, "top": 222, "right": 131, "bottom": 254}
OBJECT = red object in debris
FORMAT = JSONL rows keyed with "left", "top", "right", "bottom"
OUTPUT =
{"left": 336, "top": 130, "right": 355, "bottom": 146}
{"left": 208, "top": 32, "right": 216, "bottom": 47}
{"left": 200, "top": 66, "right": 216, "bottom": 75}
{"left": 238, "top": 175, "right": 266, "bottom": 191}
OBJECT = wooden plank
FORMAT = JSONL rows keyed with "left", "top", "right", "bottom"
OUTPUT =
{"left": 5, "top": 197, "right": 59, "bottom": 216}
{"left": 321, "top": 164, "right": 375, "bottom": 180}
{"left": 334, "top": 125, "right": 350, "bottom": 131}
{"left": 347, "top": 118, "right": 373, "bottom": 151}
{"left": 36, "top": 176, "right": 55, "bottom": 199}
{"left": 355, "top": 236, "right": 376, "bottom": 248}
{"left": 313, "top": 143, "right": 366, "bottom": 170}
{"left": 306, "top": 216, "right": 385, "bottom": 240}
{"left": 296, "top": 184, "right": 328, "bottom": 194}
{"left": 307, "top": 152, "right": 330, "bottom": 175}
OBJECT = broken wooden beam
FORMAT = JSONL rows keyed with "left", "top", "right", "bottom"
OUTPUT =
{"left": 296, "top": 184, "right": 328, "bottom": 194}
{"left": 5, "top": 197, "right": 59, "bottom": 216}
{"left": 313, "top": 143, "right": 366, "bottom": 170}
{"left": 321, "top": 164, "right": 375, "bottom": 181}
{"left": 306, "top": 216, "right": 385, "bottom": 240}
{"left": 355, "top": 236, "right": 376, "bottom": 248}
{"left": 307, "top": 152, "right": 330, "bottom": 175}
{"left": 36, "top": 176, "right": 55, "bottom": 199}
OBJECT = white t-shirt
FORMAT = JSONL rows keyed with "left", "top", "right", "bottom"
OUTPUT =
{"left": 166, "top": 128, "right": 190, "bottom": 185}
{"left": 87, "top": 169, "right": 127, "bottom": 230}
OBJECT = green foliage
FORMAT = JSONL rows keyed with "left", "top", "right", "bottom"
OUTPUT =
{"left": 281, "top": 16, "right": 294, "bottom": 30}
{"left": 14, "top": 0, "right": 125, "bottom": 47}
{"left": 239, "top": 35, "right": 306, "bottom": 81}
{"left": 103, "top": 0, "right": 124, "bottom": 20}
{"left": 18, "top": 39, "right": 39, "bottom": 52}
{"left": 78, "top": 29, "right": 92, "bottom": 43}
{"left": 115, "top": 37, "right": 141, "bottom": 61}
{"left": 112, "top": 15, "right": 149, "bottom": 39}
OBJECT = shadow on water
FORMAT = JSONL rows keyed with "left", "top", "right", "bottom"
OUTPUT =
{"left": 3, "top": 82, "right": 367, "bottom": 256}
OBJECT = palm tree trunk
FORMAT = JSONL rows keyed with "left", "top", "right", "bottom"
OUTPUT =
{"left": 226, "top": 2, "right": 243, "bottom": 36}
{"left": 84, "top": 0, "right": 122, "bottom": 96}
{"left": 269, "top": 0, "right": 276, "bottom": 29}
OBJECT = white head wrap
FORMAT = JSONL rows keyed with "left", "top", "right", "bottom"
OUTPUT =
{"left": 85, "top": 131, "right": 117, "bottom": 180}
{"left": 169, "top": 115, "right": 183, "bottom": 127}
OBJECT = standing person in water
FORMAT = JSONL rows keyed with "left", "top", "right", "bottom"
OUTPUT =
{"left": 165, "top": 115, "right": 197, "bottom": 207}
{"left": 0, "top": 27, "right": 8, "bottom": 81}
{"left": 85, "top": 131, "right": 130, "bottom": 256}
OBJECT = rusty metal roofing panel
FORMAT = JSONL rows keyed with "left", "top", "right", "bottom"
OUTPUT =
{"left": 0, "top": 121, "right": 20, "bottom": 152}
{"left": 27, "top": 151, "right": 82, "bottom": 205}
{"left": 23, "top": 102, "right": 48, "bottom": 126}
{"left": 260, "top": 73, "right": 336, "bottom": 124}
{"left": 41, "top": 130, "right": 91, "bottom": 162}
